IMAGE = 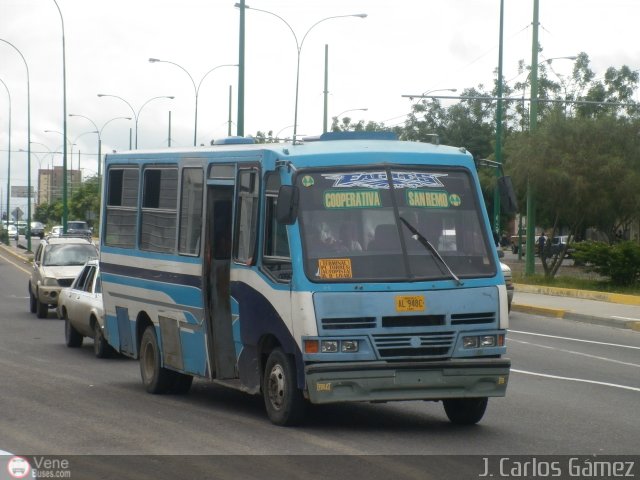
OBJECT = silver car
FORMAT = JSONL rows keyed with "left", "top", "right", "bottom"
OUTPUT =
{"left": 58, "top": 259, "right": 114, "bottom": 358}
{"left": 29, "top": 236, "right": 98, "bottom": 318}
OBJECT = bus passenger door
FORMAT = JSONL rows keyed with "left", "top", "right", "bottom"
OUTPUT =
{"left": 203, "top": 184, "right": 236, "bottom": 379}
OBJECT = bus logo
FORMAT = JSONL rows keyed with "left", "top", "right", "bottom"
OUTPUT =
{"left": 7, "top": 457, "right": 31, "bottom": 479}
{"left": 322, "top": 171, "right": 447, "bottom": 189}
{"left": 316, "top": 382, "right": 332, "bottom": 392}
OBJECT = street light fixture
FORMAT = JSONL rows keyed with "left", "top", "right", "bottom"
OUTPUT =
{"left": 334, "top": 107, "right": 368, "bottom": 118}
{"left": 148, "top": 59, "right": 237, "bottom": 146}
{"left": 69, "top": 114, "right": 131, "bottom": 184}
{"left": 0, "top": 38, "right": 32, "bottom": 249}
{"left": 237, "top": 3, "right": 367, "bottom": 143}
{"left": 97, "top": 94, "right": 174, "bottom": 149}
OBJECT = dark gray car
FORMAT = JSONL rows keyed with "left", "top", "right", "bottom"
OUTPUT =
{"left": 30, "top": 221, "right": 45, "bottom": 238}
{"left": 67, "top": 220, "right": 92, "bottom": 237}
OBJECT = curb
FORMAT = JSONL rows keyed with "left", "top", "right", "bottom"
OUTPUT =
{"left": 512, "top": 302, "right": 640, "bottom": 331}
{"left": 0, "top": 243, "right": 33, "bottom": 263}
{"left": 515, "top": 283, "right": 640, "bottom": 306}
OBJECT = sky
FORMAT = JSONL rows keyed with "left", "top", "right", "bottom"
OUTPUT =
{"left": 1, "top": 0, "right": 639, "bottom": 215}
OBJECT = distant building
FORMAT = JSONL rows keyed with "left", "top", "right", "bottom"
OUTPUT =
{"left": 37, "top": 166, "right": 81, "bottom": 205}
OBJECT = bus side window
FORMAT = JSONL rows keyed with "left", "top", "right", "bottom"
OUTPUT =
{"left": 233, "top": 168, "right": 259, "bottom": 265}
{"left": 178, "top": 167, "right": 204, "bottom": 256}
{"left": 264, "top": 173, "right": 291, "bottom": 259}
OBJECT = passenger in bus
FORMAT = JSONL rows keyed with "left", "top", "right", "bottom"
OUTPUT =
{"left": 367, "top": 224, "right": 399, "bottom": 251}
{"left": 336, "top": 222, "right": 363, "bottom": 252}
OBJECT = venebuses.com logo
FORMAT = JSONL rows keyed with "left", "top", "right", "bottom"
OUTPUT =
{"left": 6, "top": 456, "right": 30, "bottom": 479}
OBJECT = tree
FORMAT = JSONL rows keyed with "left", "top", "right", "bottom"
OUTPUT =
{"left": 506, "top": 112, "right": 640, "bottom": 278}
{"left": 69, "top": 175, "right": 101, "bottom": 229}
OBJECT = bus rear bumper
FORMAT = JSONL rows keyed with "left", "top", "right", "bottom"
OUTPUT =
{"left": 304, "top": 358, "right": 510, "bottom": 404}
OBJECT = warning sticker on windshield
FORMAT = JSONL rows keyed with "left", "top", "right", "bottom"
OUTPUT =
{"left": 317, "top": 258, "right": 353, "bottom": 279}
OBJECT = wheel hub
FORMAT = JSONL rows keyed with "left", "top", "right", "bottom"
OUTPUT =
{"left": 267, "top": 364, "right": 285, "bottom": 410}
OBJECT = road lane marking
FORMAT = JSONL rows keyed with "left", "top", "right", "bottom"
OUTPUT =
{"left": 612, "top": 315, "right": 640, "bottom": 321}
{"left": 510, "top": 339, "right": 640, "bottom": 368}
{"left": 510, "top": 329, "right": 640, "bottom": 350}
{"left": 0, "top": 250, "right": 31, "bottom": 275}
{"left": 512, "top": 369, "right": 640, "bottom": 392}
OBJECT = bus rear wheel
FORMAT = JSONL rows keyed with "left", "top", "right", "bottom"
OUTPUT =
{"left": 443, "top": 397, "right": 488, "bottom": 425}
{"left": 262, "top": 348, "right": 305, "bottom": 426}
{"left": 140, "top": 326, "right": 174, "bottom": 394}
{"left": 139, "top": 325, "right": 193, "bottom": 394}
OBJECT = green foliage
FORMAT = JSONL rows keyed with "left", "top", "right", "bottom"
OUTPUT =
{"left": 573, "top": 241, "right": 640, "bottom": 286}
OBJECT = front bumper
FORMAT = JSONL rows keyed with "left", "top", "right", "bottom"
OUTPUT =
{"left": 305, "top": 358, "right": 510, "bottom": 404}
{"left": 37, "top": 286, "right": 62, "bottom": 306}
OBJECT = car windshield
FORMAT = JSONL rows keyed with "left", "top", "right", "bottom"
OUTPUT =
{"left": 43, "top": 244, "right": 97, "bottom": 266}
{"left": 297, "top": 166, "right": 496, "bottom": 282}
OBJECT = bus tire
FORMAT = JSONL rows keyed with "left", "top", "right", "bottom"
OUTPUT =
{"left": 64, "top": 317, "right": 83, "bottom": 348}
{"left": 140, "top": 326, "right": 173, "bottom": 394}
{"left": 443, "top": 397, "right": 488, "bottom": 425}
{"left": 262, "top": 348, "right": 306, "bottom": 426}
{"left": 170, "top": 373, "right": 193, "bottom": 395}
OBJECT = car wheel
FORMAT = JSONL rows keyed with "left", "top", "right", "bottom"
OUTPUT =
{"left": 64, "top": 316, "right": 83, "bottom": 348}
{"left": 139, "top": 326, "right": 175, "bottom": 394}
{"left": 442, "top": 397, "right": 488, "bottom": 425}
{"left": 29, "top": 284, "right": 37, "bottom": 314}
{"left": 262, "top": 348, "right": 306, "bottom": 426}
{"left": 36, "top": 291, "right": 49, "bottom": 319}
{"left": 93, "top": 321, "right": 112, "bottom": 359}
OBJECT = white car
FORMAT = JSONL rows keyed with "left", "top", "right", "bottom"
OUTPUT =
{"left": 501, "top": 262, "right": 514, "bottom": 312}
{"left": 7, "top": 224, "right": 18, "bottom": 240}
{"left": 58, "top": 259, "right": 114, "bottom": 358}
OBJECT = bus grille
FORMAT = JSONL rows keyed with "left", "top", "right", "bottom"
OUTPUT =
{"left": 372, "top": 332, "right": 455, "bottom": 359}
{"left": 322, "top": 317, "right": 377, "bottom": 330}
{"left": 450, "top": 312, "right": 495, "bottom": 325}
{"left": 382, "top": 315, "right": 445, "bottom": 328}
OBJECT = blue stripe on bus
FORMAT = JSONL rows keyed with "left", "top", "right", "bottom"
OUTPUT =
{"left": 102, "top": 272, "right": 203, "bottom": 311}
{"left": 101, "top": 261, "right": 202, "bottom": 289}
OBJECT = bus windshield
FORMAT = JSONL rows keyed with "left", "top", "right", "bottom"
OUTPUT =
{"left": 296, "top": 166, "right": 496, "bottom": 282}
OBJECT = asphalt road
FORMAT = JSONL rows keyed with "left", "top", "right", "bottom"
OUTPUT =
{"left": 1, "top": 247, "right": 638, "bottom": 478}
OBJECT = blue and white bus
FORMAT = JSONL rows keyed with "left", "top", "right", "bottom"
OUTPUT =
{"left": 100, "top": 132, "right": 511, "bottom": 426}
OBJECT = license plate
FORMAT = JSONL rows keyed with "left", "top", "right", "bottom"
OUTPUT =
{"left": 395, "top": 295, "right": 425, "bottom": 312}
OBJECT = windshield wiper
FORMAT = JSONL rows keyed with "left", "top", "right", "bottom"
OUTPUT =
{"left": 398, "top": 216, "right": 463, "bottom": 286}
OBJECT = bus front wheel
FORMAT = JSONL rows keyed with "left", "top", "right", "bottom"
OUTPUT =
{"left": 442, "top": 397, "right": 488, "bottom": 425}
{"left": 262, "top": 348, "right": 306, "bottom": 426}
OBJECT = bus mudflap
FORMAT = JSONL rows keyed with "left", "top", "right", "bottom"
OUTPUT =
{"left": 304, "top": 358, "right": 510, "bottom": 404}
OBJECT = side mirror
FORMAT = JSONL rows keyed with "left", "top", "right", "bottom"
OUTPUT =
{"left": 498, "top": 176, "right": 518, "bottom": 214}
{"left": 276, "top": 185, "right": 299, "bottom": 225}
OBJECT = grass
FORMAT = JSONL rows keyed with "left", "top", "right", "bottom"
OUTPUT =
{"left": 513, "top": 272, "right": 640, "bottom": 296}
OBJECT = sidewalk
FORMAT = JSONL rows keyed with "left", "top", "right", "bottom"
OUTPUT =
{"left": 513, "top": 284, "right": 640, "bottom": 331}
{"left": 3, "top": 241, "right": 639, "bottom": 332}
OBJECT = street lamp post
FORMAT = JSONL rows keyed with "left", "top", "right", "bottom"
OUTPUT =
{"left": 97, "top": 94, "right": 174, "bottom": 149}
{"left": 0, "top": 38, "right": 32, "bottom": 250}
{"left": 148, "top": 59, "right": 237, "bottom": 146}
{"left": 69, "top": 114, "right": 131, "bottom": 184}
{"left": 52, "top": 0, "right": 68, "bottom": 236}
{"left": 0, "top": 77, "right": 11, "bottom": 244}
{"left": 237, "top": 3, "right": 366, "bottom": 143}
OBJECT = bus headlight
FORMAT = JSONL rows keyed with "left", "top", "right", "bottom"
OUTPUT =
{"left": 321, "top": 340, "right": 338, "bottom": 353}
{"left": 341, "top": 340, "right": 359, "bottom": 353}
{"left": 463, "top": 336, "right": 479, "bottom": 349}
{"left": 481, "top": 335, "right": 496, "bottom": 347}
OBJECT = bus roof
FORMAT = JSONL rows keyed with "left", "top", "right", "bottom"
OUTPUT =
{"left": 106, "top": 133, "right": 474, "bottom": 169}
